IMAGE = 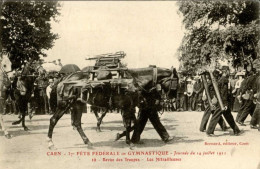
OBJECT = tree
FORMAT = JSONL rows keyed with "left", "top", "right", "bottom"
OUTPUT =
{"left": 0, "top": 1, "right": 60, "bottom": 69}
{"left": 177, "top": 0, "right": 260, "bottom": 72}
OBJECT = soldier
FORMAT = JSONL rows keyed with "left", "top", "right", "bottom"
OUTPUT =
{"left": 250, "top": 59, "right": 260, "bottom": 130}
{"left": 229, "top": 72, "right": 237, "bottom": 111}
{"left": 206, "top": 69, "right": 241, "bottom": 136}
{"left": 192, "top": 75, "right": 203, "bottom": 111}
{"left": 131, "top": 84, "right": 174, "bottom": 144}
{"left": 237, "top": 68, "right": 258, "bottom": 126}
{"left": 199, "top": 71, "right": 228, "bottom": 132}
{"left": 250, "top": 74, "right": 260, "bottom": 129}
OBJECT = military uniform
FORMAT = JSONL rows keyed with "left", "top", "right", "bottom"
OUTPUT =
{"left": 237, "top": 72, "right": 257, "bottom": 124}
{"left": 199, "top": 75, "right": 227, "bottom": 132}
{"left": 206, "top": 74, "right": 240, "bottom": 135}
{"left": 229, "top": 75, "right": 237, "bottom": 111}
{"left": 250, "top": 74, "right": 260, "bottom": 128}
{"left": 131, "top": 88, "right": 171, "bottom": 143}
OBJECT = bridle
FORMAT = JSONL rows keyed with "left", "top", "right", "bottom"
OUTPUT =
{"left": 0, "top": 61, "right": 11, "bottom": 85}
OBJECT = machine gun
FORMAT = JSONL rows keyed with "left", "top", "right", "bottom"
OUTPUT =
{"left": 199, "top": 71, "right": 215, "bottom": 111}
{"left": 208, "top": 70, "right": 225, "bottom": 111}
{"left": 199, "top": 68, "right": 225, "bottom": 111}
{"left": 86, "top": 51, "right": 126, "bottom": 69}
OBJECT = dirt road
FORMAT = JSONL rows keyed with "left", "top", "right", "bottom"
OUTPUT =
{"left": 0, "top": 111, "right": 259, "bottom": 169}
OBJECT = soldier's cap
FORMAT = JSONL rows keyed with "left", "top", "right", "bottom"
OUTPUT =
{"left": 221, "top": 66, "right": 229, "bottom": 71}
{"left": 49, "top": 79, "right": 54, "bottom": 83}
{"left": 235, "top": 71, "right": 245, "bottom": 76}
{"left": 186, "top": 78, "right": 192, "bottom": 82}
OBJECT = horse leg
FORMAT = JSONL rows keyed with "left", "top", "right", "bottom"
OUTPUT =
{"left": 21, "top": 111, "right": 29, "bottom": 131}
{"left": 72, "top": 102, "right": 92, "bottom": 148}
{"left": 125, "top": 117, "right": 136, "bottom": 150}
{"left": 12, "top": 95, "right": 23, "bottom": 124}
{"left": 70, "top": 108, "right": 77, "bottom": 130}
{"left": 0, "top": 114, "right": 12, "bottom": 139}
{"left": 91, "top": 107, "right": 100, "bottom": 121}
{"left": 115, "top": 126, "right": 135, "bottom": 141}
{"left": 115, "top": 115, "right": 136, "bottom": 141}
{"left": 96, "top": 109, "right": 107, "bottom": 132}
{"left": 28, "top": 101, "right": 34, "bottom": 120}
{"left": 121, "top": 108, "right": 136, "bottom": 149}
{"left": 12, "top": 102, "right": 23, "bottom": 125}
{"left": 47, "top": 102, "right": 72, "bottom": 150}
{"left": 19, "top": 101, "right": 29, "bottom": 131}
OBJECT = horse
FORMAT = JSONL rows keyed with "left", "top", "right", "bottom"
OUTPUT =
{"left": 114, "top": 66, "right": 179, "bottom": 142}
{"left": 11, "top": 60, "right": 46, "bottom": 131}
{"left": 47, "top": 70, "right": 140, "bottom": 149}
{"left": 47, "top": 66, "right": 178, "bottom": 149}
{"left": 47, "top": 71, "right": 91, "bottom": 149}
{"left": 0, "top": 52, "right": 13, "bottom": 139}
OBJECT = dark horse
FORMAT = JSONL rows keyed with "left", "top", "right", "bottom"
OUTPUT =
{"left": 47, "top": 66, "right": 178, "bottom": 149}
{"left": 12, "top": 61, "right": 46, "bottom": 130}
{"left": 114, "top": 66, "right": 179, "bottom": 141}
{"left": 47, "top": 71, "right": 91, "bottom": 149}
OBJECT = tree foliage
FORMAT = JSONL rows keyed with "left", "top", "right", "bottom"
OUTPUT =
{"left": 0, "top": 1, "right": 60, "bottom": 69}
{"left": 177, "top": 0, "right": 260, "bottom": 73}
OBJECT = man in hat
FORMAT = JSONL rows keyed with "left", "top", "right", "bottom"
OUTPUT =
{"left": 229, "top": 72, "right": 237, "bottom": 111}
{"left": 192, "top": 75, "right": 203, "bottom": 111}
{"left": 237, "top": 69, "right": 258, "bottom": 126}
{"left": 249, "top": 59, "right": 260, "bottom": 130}
{"left": 200, "top": 71, "right": 228, "bottom": 132}
{"left": 206, "top": 69, "right": 241, "bottom": 136}
{"left": 235, "top": 71, "right": 248, "bottom": 122}
{"left": 176, "top": 72, "right": 186, "bottom": 111}
{"left": 131, "top": 84, "right": 175, "bottom": 144}
{"left": 185, "top": 76, "right": 194, "bottom": 111}
{"left": 35, "top": 72, "right": 49, "bottom": 114}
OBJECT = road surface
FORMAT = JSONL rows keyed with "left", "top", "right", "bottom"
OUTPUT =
{"left": 0, "top": 111, "right": 259, "bottom": 169}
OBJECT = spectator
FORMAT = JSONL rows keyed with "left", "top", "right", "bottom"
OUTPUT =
{"left": 46, "top": 78, "right": 54, "bottom": 114}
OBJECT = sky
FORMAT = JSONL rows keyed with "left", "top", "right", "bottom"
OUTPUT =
{"left": 45, "top": 1, "right": 184, "bottom": 70}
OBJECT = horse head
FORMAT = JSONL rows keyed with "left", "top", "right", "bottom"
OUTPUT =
{"left": 0, "top": 52, "right": 12, "bottom": 94}
{"left": 0, "top": 52, "right": 12, "bottom": 73}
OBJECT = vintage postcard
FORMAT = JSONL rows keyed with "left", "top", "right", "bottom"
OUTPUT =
{"left": 0, "top": 1, "right": 259, "bottom": 169}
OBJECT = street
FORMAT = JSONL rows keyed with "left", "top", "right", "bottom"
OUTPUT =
{"left": 0, "top": 111, "right": 259, "bottom": 169}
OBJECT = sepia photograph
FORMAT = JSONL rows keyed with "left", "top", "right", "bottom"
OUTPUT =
{"left": 0, "top": 1, "right": 260, "bottom": 169}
